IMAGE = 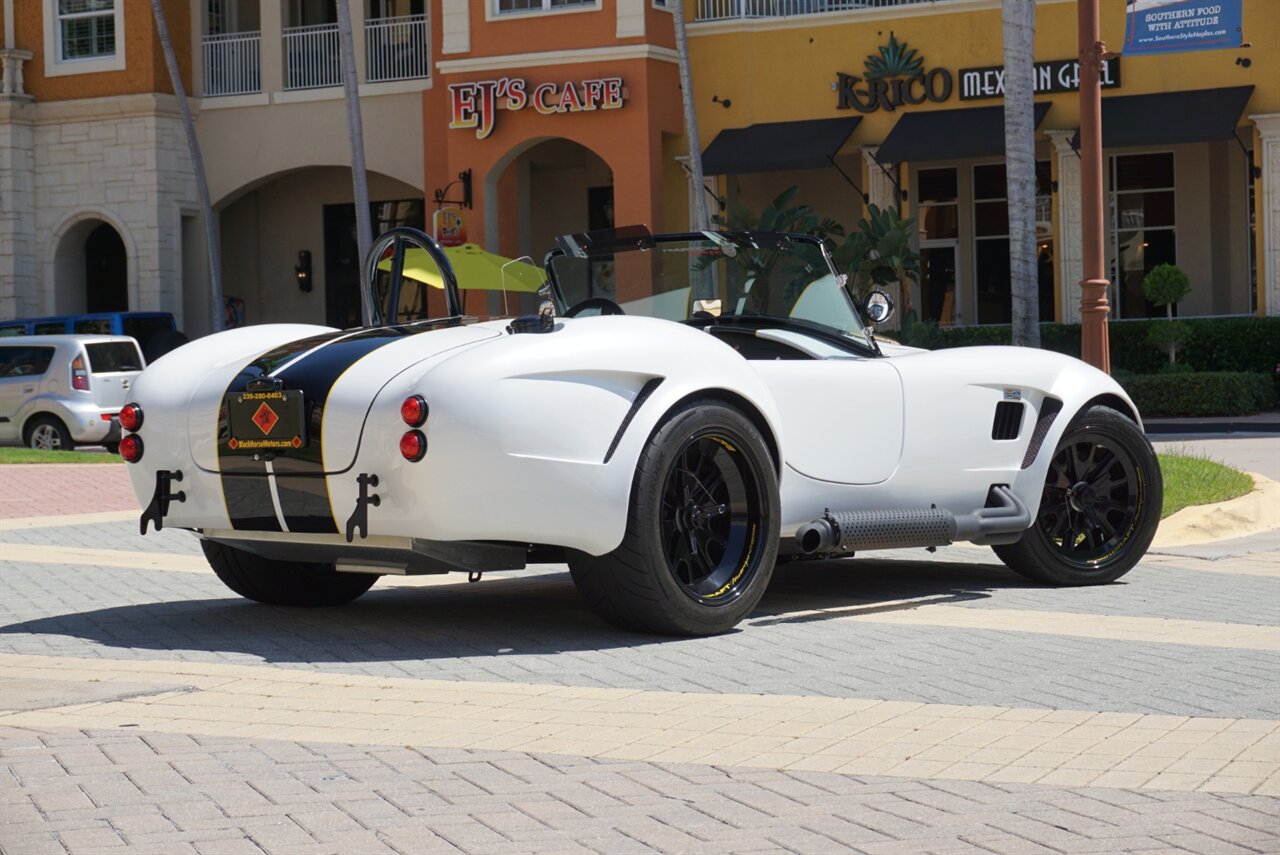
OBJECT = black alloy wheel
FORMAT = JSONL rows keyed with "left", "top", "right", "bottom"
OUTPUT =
{"left": 661, "top": 433, "right": 765, "bottom": 605}
{"left": 569, "top": 401, "right": 780, "bottom": 636}
{"left": 994, "top": 405, "right": 1162, "bottom": 585}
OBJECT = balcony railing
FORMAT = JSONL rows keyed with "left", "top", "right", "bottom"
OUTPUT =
{"left": 696, "top": 0, "right": 956, "bottom": 21}
{"left": 203, "top": 31, "right": 261, "bottom": 96}
{"left": 283, "top": 22, "right": 341, "bottom": 90}
{"left": 366, "top": 13, "right": 430, "bottom": 83}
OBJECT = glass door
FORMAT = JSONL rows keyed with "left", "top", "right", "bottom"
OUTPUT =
{"left": 915, "top": 167, "right": 959, "bottom": 325}
{"left": 919, "top": 243, "right": 958, "bottom": 325}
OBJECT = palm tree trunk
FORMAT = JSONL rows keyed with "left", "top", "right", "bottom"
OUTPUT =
{"left": 1002, "top": 0, "right": 1039, "bottom": 347}
{"left": 150, "top": 0, "right": 224, "bottom": 333}
{"left": 672, "top": 0, "right": 708, "bottom": 231}
{"left": 336, "top": 0, "right": 374, "bottom": 322}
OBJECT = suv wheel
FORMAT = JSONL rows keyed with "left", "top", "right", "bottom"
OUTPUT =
{"left": 27, "top": 417, "right": 74, "bottom": 452}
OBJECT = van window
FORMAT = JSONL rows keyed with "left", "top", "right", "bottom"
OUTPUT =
{"left": 0, "top": 346, "right": 56, "bottom": 377}
{"left": 86, "top": 342, "right": 144, "bottom": 373}
{"left": 122, "top": 316, "right": 174, "bottom": 342}
{"left": 74, "top": 319, "right": 114, "bottom": 334}
{"left": 0, "top": 325, "right": 25, "bottom": 337}
{"left": 33, "top": 322, "right": 65, "bottom": 335}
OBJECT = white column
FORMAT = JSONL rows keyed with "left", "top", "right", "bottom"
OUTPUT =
{"left": 1253, "top": 114, "right": 1280, "bottom": 317}
{"left": 441, "top": 0, "right": 470, "bottom": 55}
{"left": 861, "top": 146, "right": 897, "bottom": 212}
{"left": 260, "top": 0, "right": 283, "bottom": 93}
{"left": 1047, "top": 129, "right": 1083, "bottom": 324}
{"left": 861, "top": 146, "right": 903, "bottom": 329}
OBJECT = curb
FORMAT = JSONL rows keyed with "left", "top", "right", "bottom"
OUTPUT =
{"left": 1151, "top": 472, "right": 1280, "bottom": 548}
{"left": 1146, "top": 420, "right": 1280, "bottom": 435}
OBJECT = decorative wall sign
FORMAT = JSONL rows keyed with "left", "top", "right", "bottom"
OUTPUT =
{"left": 1124, "top": 0, "right": 1242, "bottom": 55}
{"left": 959, "top": 58, "right": 1121, "bottom": 100}
{"left": 433, "top": 207, "right": 467, "bottom": 247}
{"left": 449, "top": 77, "right": 625, "bottom": 139}
{"left": 835, "top": 34, "right": 953, "bottom": 113}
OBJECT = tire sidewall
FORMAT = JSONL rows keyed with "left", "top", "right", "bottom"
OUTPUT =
{"left": 632, "top": 404, "right": 780, "bottom": 632}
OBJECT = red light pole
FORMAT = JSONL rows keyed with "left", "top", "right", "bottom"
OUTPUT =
{"left": 1078, "top": 0, "right": 1111, "bottom": 372}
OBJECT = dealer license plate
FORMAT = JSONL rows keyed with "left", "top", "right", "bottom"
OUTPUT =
{"left": 225, "top": 390, "right": 306, "bottom": 453}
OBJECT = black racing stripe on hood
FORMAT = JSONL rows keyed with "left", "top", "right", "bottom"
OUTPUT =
{"left": 218, "top": 319, "right": 459, "bottom": 532}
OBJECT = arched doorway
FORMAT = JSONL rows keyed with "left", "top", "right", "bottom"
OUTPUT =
{"left": 487, "top": 138, "right": 614, "bottom": 263}
{"left": 52, "top": 217, "right": 130, "bottom": 315}
{"left": 85, "top": 223, "right": 128, "bottom": 312}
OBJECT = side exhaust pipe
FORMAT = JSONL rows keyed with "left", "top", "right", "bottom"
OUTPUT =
{"left": 795, "top": 485, "right": 1031, "bottom": 555}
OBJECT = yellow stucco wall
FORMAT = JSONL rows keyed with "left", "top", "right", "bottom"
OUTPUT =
{"left": 688, "top": 0, "right": 1278, "bottom": 146}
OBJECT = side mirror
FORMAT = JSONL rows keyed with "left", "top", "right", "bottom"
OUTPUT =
{"left": 864, "top": 290, "right": 895, "bottom": 324}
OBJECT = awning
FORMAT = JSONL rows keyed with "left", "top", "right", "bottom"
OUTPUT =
{"left": 701, "top": 117, "right": 861, "bottom": 175}
{"left": 1069, "top": 86, "right": 1254, "bottom": 149}
{"left": 875, "top": 102, "right": 1051, "bottom": 164}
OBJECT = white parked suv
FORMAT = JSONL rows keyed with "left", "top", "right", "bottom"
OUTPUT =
{"left": 0, "top": 335, "right": 145, "bottom": 452}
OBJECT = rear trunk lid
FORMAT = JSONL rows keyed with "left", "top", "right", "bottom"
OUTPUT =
{"left": 188, "top": 321, "right": 501, "bottom": 475}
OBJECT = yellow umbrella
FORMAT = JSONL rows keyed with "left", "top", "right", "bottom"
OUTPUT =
{"left": 377, "top": 243, "right": 546, "bottom": 293}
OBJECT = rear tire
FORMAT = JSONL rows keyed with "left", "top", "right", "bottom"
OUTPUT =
{"left": 26, "top": 416, "right": 73, "bottom": 452}
{"left": 994, "top": 405, "right": 1161, "bottom": 585}
{"left": 569, "top": 402, "right": 779, "bottom": 636}
{"left": 201, "top": 541, "right": 378, "bottom": 606}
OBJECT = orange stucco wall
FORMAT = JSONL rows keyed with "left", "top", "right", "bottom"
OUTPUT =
{"left": 425, "top": 57, "right": 683, "bottom": 250}
{"left": 15, "top": 0, "right": 191, "bottom": 102}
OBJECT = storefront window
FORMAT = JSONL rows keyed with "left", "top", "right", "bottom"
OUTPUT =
{"left": 1247, "top": 149, "right": 1257, "bottom": 315}
{"left": 971, "top": 162, "right": 1053, "bottom": 325}
{"left": 1108, "top": 152, "right": 1175, "bottom": 318}
{"left": 917, "top": 168, "right": 958, "bottom": 324}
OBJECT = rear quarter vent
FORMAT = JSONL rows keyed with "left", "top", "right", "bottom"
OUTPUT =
{"left": 991, "top": 400, "right": 1024, "bottom": 440}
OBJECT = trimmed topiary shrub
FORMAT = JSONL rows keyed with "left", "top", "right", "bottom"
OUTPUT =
{"left": 1117, "top": 372, "right": 1276, "bottom": 417}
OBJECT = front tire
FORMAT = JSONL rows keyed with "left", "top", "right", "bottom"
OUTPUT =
{"left": 569, "top": 402, "right": 780, "bottom": 636}
{"left": 994, "top": 405, "right": 1161, "bottom": 585}
{"left": 201, "top": 541, "right": 378, "bottom": 606}
{"left": 27, "top": 416, "right": 73, "bottom": 452}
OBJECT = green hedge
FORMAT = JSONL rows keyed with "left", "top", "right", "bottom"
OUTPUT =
{"left": 928, "top": 316, "right": 1280, "bottom": 375}
{"left": 1116, "top": 372, "right": 1277, "bottom": 417}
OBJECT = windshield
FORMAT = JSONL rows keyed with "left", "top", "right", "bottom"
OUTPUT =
{"left": 548, "top": 230, "right": 867, "bottom": 340}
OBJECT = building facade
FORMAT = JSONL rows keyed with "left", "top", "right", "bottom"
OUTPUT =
{"left": 688, "top": 0, "right": 1279, "bottom": 323}
{"left": 2, "top": 0, "right": 1278, "bottom": 334}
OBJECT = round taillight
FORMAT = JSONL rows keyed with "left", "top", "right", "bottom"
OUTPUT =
{"left": 399, "top": 430, "right": 426, "bottom": 462}
{"left": 119, "top": 434, "right": 144, "bottom": 463}
{"left": 119, "top": 403, "right": 143, "bottom": 432}
{"left": 400, "top": 395, "right": 428, "bottom": 427}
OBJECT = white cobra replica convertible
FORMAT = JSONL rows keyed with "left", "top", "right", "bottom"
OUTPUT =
{"left": 122, "top": 227, "right": 1161, "bottom": 636}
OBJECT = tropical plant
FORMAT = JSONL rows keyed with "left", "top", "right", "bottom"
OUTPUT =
{"left": 1002, "top": 0, "right": 1039, "bottom": 348}
{"left": 842, "top": 204, "right": 921, "bottom": 319}
{"left": 336, "top": 1, "right": 373, "bottom": 316}
{"left": 713, "top": 186, "right": 844, "bottom": 239}
{"left": 672, "top": 0, "right": 708, "bottom": 231}
{"left": 864, "top": 34, "right": 923, "bottom": 79}
{"left": 149, "top": 0, "right": 223, "bottom": 333}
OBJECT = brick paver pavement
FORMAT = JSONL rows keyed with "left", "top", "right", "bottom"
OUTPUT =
{"left": 2, "top": 461, "right": 1278, "bottom": 854}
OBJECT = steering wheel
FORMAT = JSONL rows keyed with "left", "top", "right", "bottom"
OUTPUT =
{"left": 564, "top": 297, "right": 625, "bottom": 317}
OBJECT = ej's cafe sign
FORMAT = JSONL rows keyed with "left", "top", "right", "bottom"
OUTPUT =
{"left": 450, "top": 76, "right": 626, "bottom": 140}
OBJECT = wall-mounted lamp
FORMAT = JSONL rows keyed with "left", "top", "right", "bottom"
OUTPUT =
{"left": 712, "top": 95, "right": 732, "bottom": 109}
{"left": 433, "top": 169, "right": 473, "bottom": 209}
{"left": 295, "top": 250, "right": 312, "bottom": 292}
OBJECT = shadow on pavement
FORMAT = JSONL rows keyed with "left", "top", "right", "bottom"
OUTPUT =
{"left": 1, "top": 556, "right": 1036, "bottom": 662}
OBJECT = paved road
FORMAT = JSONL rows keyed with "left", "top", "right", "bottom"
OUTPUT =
{"left": 1, "top": 463, "right": 1277, "bottom": 854}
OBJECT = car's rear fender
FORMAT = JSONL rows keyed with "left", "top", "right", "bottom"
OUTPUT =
{"left": 343, "top": 316, "right": 784, "bottom": 556}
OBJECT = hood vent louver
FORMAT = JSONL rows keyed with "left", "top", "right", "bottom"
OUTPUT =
{"left": 992, "top": 400, "right": 1025, "bottom": 441}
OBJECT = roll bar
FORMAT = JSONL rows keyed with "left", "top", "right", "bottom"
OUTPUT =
{"left": 362, "top": 227, "right": 463, "bottom": 326}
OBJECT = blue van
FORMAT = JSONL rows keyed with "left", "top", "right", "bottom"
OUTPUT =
{"left": 0, "top": 312, "right": 187, "bottom": 362}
